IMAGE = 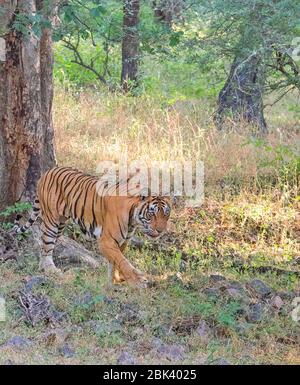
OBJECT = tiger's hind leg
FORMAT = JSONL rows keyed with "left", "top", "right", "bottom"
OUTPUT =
{"left": 39, "top": 220, "right": 63, "bottom": 276}
{"left": 57, "top": 220, "right": 67, "bottom": 243}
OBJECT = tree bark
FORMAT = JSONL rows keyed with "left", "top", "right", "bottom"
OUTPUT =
{"left": 215, "top": 54, "right": 267, "bottom": 133}
{"left": 0, "top": 0, "right": 56, "bottom": 211}
{"left": 121, "top": 0, "right": 140, "bottom": 93}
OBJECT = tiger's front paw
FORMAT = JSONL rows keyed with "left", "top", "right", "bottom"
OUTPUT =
{"left": 39, "top": 257, "right": 63, "bottom": 278}
{"left": 126, "top": 268, "right": 150, "bottom": 288}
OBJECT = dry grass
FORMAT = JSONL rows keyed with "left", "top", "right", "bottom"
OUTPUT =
{"left": 54, "top": 86, "right": 300, "bottom": 261}
{"left": 54, "top": 87, "right": 300, "bottom": 195}
{"left": 0, "top": 87, "right": 299, "bottom": 365}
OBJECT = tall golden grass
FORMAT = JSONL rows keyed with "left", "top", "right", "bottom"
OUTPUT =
{"left": 53, "top": 86, "right": 299, "bottom": 196}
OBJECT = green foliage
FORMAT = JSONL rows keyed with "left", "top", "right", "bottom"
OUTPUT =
{"left": 250, "top": 138, "right": 300, "bottom": 191}
{"left": 12, "top": 13, "right": 51, "bottom": 38}
{"left": 217, "top": 301, "right": 242, "bottom": 328}
{"left": 0, "top": 202, "right": 31, "bottom": 218}
{"left": 0, "top": 202, "right": 32, "bottom": 231}
{"left": 187, "top": 0, "right": 300, "bottom": 94}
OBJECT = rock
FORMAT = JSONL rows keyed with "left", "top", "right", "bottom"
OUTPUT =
{"left": 157, "top": 344, "right": 186, "bottom": 360}
{"left": 211, "top": 358, "right": 232, "bottom": 365}
{"left": 270, "top": 295, "right": 284, "bottom": 310}
{"left": 246, "top": 302, "right": 265, "bottom": 323}
{"left": 43, "top": 328, "right": 69, "bottom": 346}
{"left": 151, "top": 339, "right": 186, "bottom": 361}
{"left": 247, "top": 279, "right": 272, "bottom": 297}
{"left": 23, "top": 276, "right": 47, "bottom": 292}
{"left": 276, "top": 291, "right": 293, "bottom": 300}
{"left": 225, "top": 287, "right": 244, "bottom": 299}
{"left": 2, "top": 336, "right": 31, "bottom": 350}
{"left": 117, "top": 351, "right": 137, "bottom": 365}
{"left": 209, "top": 274, "right": 226, "bottom": 283}
{"left": 195, "top": 320, "right": 212, "bottom": 343}
{"left": 150, "top": 337, "right": 164, "bottom": 349}
{"left": 227, "top": 280, "right": 244, "bottom": 291}
{"left": 157, "top": 324, "right": 175, "bottom": 336}
{"left": 73, "top": 291, "right": 93, "bottom": 306}
{"left": 119, "top": 303, "right": 140, "bottom": 324}
{"left": 50, "top": 309, "right": 68, "bottom": 324}
{"left": 58, "top": 344, "right": 75, "bottom": 358}
{"left": 203, "top": 288, "right": 219, "bottom": 297}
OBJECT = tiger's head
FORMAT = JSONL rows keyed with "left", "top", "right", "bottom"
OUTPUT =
{"left": 135, "top": 196, "right": 171, "bottom": 238}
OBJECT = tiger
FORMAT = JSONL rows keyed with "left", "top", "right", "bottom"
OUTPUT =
{"left": 13, "top": 166, "right": 171, "bottom": 287}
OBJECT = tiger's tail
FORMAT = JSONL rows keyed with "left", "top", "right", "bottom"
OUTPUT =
{"left": 13, "top": 199, "right": 41, "bottom": 234}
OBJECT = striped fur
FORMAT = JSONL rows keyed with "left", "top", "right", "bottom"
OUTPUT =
{"left": 14, "top": 166, "right": 171, "bottom": 285}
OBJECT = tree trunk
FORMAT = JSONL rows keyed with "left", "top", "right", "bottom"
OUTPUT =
{"left": 0, "top": 0, "right": 56, "bottom": 211}
{"left": 121, "top": 0, "right": 140, "bottom": 93}
{"left": 215, "top": 54, "right": 267, "bottom": 133}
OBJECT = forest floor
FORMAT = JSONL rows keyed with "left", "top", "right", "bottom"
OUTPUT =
{"left": 0, "top": 199, "right": 299, "bottom": 365}
{"left": 0, "top": 89, "right": 299, "bottom": 364}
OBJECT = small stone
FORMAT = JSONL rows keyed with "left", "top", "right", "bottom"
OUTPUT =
{"left": 58, "top": 344, "right": 75, "bottom": 358}
{"left": 73, "top": 291, "right": 93, "bottom": 306}
{"left": 248, "top": 279, "right": 272, "bottom": 297}
{"left": 227, "top": 280, "right": 244, "bottom": 291}
{"left": 157, "top": 324, "right": 175, "bottom": 336}
{"left": 150, "top": 337, "right": 164, "bottom": 349}
{"left": 195, "top": 320, "right": 211, "bottom": 343}
{"left": 246, "top": 302, "right": 265, "bottom": 323}
{"left": 225, "top": 288, "right": 243, "bottom": 298}
{"left": 50, "top": 309, "right": 68, "bottom": 324}
{"left": 119, "top": 303, "right": 140, "bottom": 323}
{"left": 156, "top": 343, "right": 186, "bottom": 360}
{"left": 23, "top": 276, "right": 47, "bottom": 292}
{"left": 203, "top": 288, "right": 219, "bottom": 297}
{"left": 227, "top": 288, "right": 250, "bottom": 304}
{"left": 211, "top": 358, "right": 232, "bottom": 365}
{"left": 209, "top": 274, "right": 226, "bottom": 283}
{"left": 270, "top": 295, "right": 284, "bottom": 310}
{"left": 117, "top": 351, "right": 136, "bottom": 365}
{"left": 2, "top": 336, "right": 31, "bottom": 350}
{"left": 43, "top": 328, "right": 69, "bottom": 346}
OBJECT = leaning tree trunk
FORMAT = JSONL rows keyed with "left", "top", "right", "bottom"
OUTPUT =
{"left": 121, "top": 0, "right": 140, "bottom": 93}
{"left": 215, "top": 54, "right": 267, "bottom": 133}
{"left": 0, "top": 0, "right": 56, "bottom": 211}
